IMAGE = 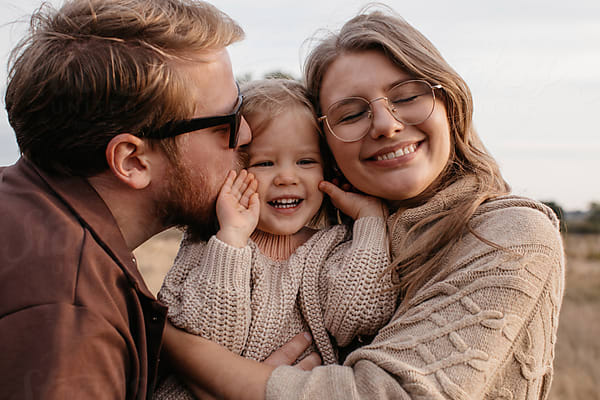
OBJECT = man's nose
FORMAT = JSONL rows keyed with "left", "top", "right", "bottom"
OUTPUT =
{"left": 237, "top": 116, "right": 252, "bottom": 147}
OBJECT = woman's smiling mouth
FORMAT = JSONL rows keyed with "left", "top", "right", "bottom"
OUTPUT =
{"left": 371, "top": 141, "right": 422, "bottom": 162}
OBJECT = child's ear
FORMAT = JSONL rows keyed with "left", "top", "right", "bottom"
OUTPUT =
{"left": 105, "top": 133, "right": 154, "bottom": 189}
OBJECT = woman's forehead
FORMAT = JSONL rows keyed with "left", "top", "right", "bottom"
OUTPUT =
{"left": 320, "top": 50, "right": 411, "bottom": 105}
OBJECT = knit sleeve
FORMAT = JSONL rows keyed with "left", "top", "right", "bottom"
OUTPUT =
{"left": 158, "top": 235, "right": 252, "bottom": 355}
{"left": 321, "top": 216, "right": 396, "bottom": 347}
{"left": 267, "top": 206, "right": 565, "bottom": 399}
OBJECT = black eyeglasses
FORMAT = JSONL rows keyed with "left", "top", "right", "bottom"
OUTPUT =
{"left": 142, "top": 87, "right": 244, "bottom": 148}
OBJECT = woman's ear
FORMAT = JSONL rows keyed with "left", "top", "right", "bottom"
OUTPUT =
{"left": 105, "top": 134, "right": 155, "bottom": 189}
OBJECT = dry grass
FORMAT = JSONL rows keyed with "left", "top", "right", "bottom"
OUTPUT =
{"left": 134, "top": 228, "right": 182, "bottom": 295}
{"left": 549, "top": 234, "right": 600, "bottom": 400}
{"left": 135, "top": 230, "right": 600, "bottom": 398}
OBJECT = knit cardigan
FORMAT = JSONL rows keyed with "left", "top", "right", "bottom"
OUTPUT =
{"left": 155, "top": 216, "right": 396, "bottom": 399}
{"left": 266, "top": 180, "right": 565, "bottom": 400}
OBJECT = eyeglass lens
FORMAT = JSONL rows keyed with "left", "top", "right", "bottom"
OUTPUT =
{"left": 325, "top": 80, "right": 436, "bottom": 142}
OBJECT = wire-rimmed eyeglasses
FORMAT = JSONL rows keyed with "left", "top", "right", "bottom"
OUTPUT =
{"left": 318, "top": 79, "right": 442, "bottom": 143}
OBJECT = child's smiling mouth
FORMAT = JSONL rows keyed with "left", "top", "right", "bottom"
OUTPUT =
{"left": 268, "top": 197, "right": 304, "bottom": 209}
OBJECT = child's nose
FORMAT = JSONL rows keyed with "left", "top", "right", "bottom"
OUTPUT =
{"left": 273, "top": 167, "right": 298, "bottom": 186}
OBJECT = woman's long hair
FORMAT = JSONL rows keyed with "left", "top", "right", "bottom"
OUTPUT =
{"left": 303, "top": 5, "right": 510, "bottom": 308}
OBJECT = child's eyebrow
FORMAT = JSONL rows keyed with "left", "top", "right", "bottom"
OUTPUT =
{"left": 294, "top": 145, "right": 322, "bottom": 153}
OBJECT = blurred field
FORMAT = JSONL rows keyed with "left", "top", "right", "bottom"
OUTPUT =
{"left": 550, "top": 234, "right": 600, "bottom": 400}
{"left": 134, "top": 228, "right": 183, "bottom": 295}
{"left": 135, "top": 230, "right": 600, "bottom": 399}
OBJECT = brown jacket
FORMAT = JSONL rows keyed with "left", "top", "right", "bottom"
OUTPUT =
{"left": 0, "top": 158, "right": 167, "bottom": 399}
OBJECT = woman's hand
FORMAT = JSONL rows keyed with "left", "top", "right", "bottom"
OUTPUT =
{"left": 319, "top": 180, "right": 385, "bottom": 220}
{"left": 264, "top": 332, "right": 322, "bottom": 371}
{"left": 216, "top": 169, "right": 260, "bottom": 247}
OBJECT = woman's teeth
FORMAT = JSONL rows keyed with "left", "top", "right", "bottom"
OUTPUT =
{"left": 375, "top": 143, "right": 418, "bottom": 161}
{"left": 269, "top": 198, "right": 302, "bottom": 208}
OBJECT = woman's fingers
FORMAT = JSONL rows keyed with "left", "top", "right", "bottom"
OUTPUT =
{"left": 294, "top": 352, "right": 322, "bottom": 371}
{"left": 263, "top": 332, "right": 319, "bottom": 368}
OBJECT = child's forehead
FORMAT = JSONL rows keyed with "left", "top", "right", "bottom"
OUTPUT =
{"left": 248, "top": 134, "right": 321, "bottom": 154}
{"left": 248, "top": 108, "right": 319, "bottom": 146}
{"left": 247, "top": 122, "right": 321, "bottom": 157}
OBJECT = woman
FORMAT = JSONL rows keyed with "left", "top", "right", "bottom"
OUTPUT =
{"left": 163, "top": 6, "right": 564, "bottom": 399}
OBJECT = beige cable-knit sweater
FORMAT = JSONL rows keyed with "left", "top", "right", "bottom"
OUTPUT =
{"left": 155, "top": 216, "right": 395, "bottom": 399}
{"left": 267, "top": 180, "right": 565, "bottom": 400}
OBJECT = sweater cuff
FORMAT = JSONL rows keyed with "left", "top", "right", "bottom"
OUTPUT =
{"left": 352, "top": 216, "right": 387, "bottom": 249}
{"left": 266, "top": 366, "right": 310, "bottom": 399}
{"left": 266, "top": 365, "right": 354, "bottom": 400}
{"left": 202, "top": 235, "right": 252, "bottom": 291}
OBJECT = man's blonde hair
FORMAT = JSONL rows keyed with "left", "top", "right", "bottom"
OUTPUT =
{"left": 6, "top": 0, "right": 243, "bottom": 176}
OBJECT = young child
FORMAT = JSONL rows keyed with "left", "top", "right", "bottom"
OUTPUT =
{"left": 155, "top": 79, "right": 397, "bottom": 399}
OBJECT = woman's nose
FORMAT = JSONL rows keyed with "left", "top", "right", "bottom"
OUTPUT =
{"left": 368, "top": 99, "right": 404, "bottom": 140}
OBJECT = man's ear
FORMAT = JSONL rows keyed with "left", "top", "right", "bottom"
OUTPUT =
{"left": 105, "top": 134, "right": 156, "bottom": 189}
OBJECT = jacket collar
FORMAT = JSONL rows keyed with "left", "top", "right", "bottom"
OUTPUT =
{"left": 22, "top": 158, "right": 157, "bottom": 300}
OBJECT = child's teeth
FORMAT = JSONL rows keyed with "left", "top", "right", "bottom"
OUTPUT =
{"left": 271, "top": 198, "right": 301, "bottom": 208}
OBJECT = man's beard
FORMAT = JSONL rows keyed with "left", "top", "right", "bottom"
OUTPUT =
{"left": 155, "top": 160, "right": 219, "bottom": 242}
{"left": 155, "top": 150, "right": 248, "bottom": 243}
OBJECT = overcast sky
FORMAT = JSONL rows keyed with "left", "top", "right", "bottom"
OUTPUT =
{"left": 1, "top": 0, "right": 599, "bottom": 211}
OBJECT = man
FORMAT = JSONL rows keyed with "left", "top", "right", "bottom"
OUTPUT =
{"left": 0, "top": 0, "right": 252, "bottom": 397}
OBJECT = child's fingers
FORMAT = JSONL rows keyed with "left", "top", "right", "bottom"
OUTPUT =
{"left": 240, "top": 170, "right": 255, "bottom": 194}
{"left": 248, "top": 192, "right": 260, "bottom": 214}
{"left": 239, "top": 175, "right": 258, "bottom": 208}
{"left": 237, "top": 170, "right": 256, "bottom": 196}
{"left": 248, "top": 175, "right": 258, "bottom": 191}
{"left": 229, "top": 169, "right": 248, "bottom": 194}
{"left": 319, "top": 180, "right": 346, "bottom": 200}
{"left": 220, "top": 170, "right": 237, "bottom": 193}
{"left": 319, "top": 180, "right": 357, "bottom": 216}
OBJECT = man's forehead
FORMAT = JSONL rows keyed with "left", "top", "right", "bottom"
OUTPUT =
{"left": 174, "top": 49, "right": 236, "bottom": 116}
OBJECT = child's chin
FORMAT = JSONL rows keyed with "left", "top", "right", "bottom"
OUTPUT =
{"left": 257, "top": 224, "right": 305, "bottom": 237}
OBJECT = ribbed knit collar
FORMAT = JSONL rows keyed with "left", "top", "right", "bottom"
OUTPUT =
{"left": 250, "top": 227, "right": 317, "bottom": 261}
{"left": 387, "top": 177, "right": 479, "bottom": 237}
{"left": 386, "top": 176, "right": 559, "bottom": 259}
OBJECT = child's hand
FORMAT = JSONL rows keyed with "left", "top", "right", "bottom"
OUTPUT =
{"left": 319, "top": 180, "right": 385, "bottom": 220}
{"left": 216, "top": 170, "right": 260, "bottom": 247}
